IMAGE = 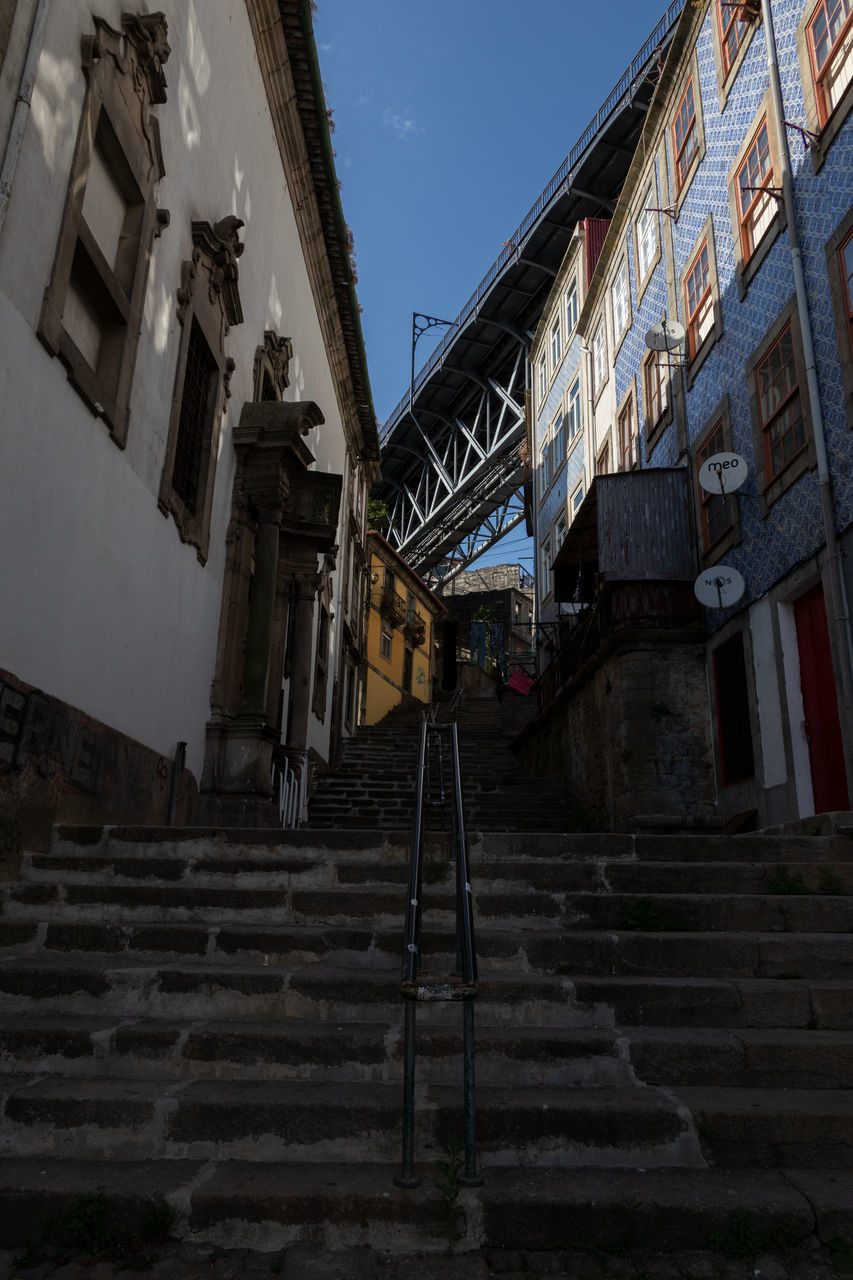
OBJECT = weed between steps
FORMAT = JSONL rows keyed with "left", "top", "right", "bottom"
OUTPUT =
{"left": 434, "top": 1138, "right": 466, "bottom": 1252}
{"left": 16, "top": 1193, "right": 177, "bottom": 1271}
{"left": 707, "top": 1209, "right": 804, "bottom": 1260}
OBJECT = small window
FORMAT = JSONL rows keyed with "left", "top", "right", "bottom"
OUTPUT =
{"left": 551, "top": 409, "right": 566, "bottom": 471}
{"left": 636, "top": 190, "right": 658, "bottom": 282}
{"left": 672, "top": 76, "right": 699, "bottom": 192}
{"left": 565, "top": 279, "right": 579, "bottom": 336}
{"left": 380, "top": 621, "right": 392, "bottom": 661}
{"left": 556, "top": 513, "right": 567, "bottom": 547}
{"left": 541, "top": 537, "right": 552, "bottom": 595}
{"left": 538, "top": 358, "right": 547, "bottom": 403}
{"left": 717, "top": 0, "right": 752, "bottom": 78}
{"left": 611, "top": 259, "right": 629, "bottom": 341}
{"left": 550, "top": 318, "right": 562, "bottom": 371}
{"left": 840, "top": 227, "right": 853, "bottom": 354}
{"left": 618, "top": 396, "right": 638, "bottom": 472}
{"left": 736, "top": 118, "right": 776, "bottom": 263}
{"left": 158, "top": 217, "right": 244, "bottom": 564}
{"left": 571, "top": 482, "right": 585, "bottom": 515}
{"left": 807, "top": 0, "right": 853, "bottom": 127}
{"left": 685, "top": 239, "right": 714, "bottom": 359}
{"left": 643, "top": 348, "right": 670, "bottom": 430}
{"left": 697, "top": 419, "right": 737, "bottom": 552}
{"left": 592, "top": 317, "right": 608, "bottom": 394}
{"left": 567, "top": 377, "right": 582, "bottom": 443}
{"left": 755, "top": 322, "right": 806, "bottom": 483}
{"left": 540, "top": 439, "right": 551, "bottom": 492}
{"left": 596, "top": 442, "right": 610, "bottom": 476}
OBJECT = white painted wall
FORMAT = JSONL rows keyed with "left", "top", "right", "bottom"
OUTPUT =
{"left": 0, "top": 0, "right": 353, "bottom": 778}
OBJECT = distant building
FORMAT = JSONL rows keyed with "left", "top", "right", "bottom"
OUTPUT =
{"left": 0, "top": 0, "right": 379, "bottom": 852}
{"left": 527, "top": 0, "right": 853, "bottom": 829}
{"left": 363, "top": 533, "right": 447, "bottom": 725}
{"left": 440, "top": 564, "right": 535, "bottom": 677}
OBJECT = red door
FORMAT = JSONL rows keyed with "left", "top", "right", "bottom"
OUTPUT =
{"left": 794, "top": 583, "right": 850, "bottom": 812}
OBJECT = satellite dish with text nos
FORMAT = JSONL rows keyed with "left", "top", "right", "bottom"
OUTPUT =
{"left": 645, "top": 318, "right": 686, "bottom": 351}
{"left": 698, "top": 451, "right": 748, "bottom": 494}
{"left": 694, "top": 566, "right": 745, "bottom": 609}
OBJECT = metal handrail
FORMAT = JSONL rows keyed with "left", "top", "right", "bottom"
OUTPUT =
{"left": 395, "top": 712, "right": 480, "bottom": 1189}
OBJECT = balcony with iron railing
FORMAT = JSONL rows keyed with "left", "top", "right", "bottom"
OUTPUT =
{"left": 403, "top": 612, "right": 427, "bottom": 647}
{"left": 380, "top": 589, "right": 407, "bottom": 628}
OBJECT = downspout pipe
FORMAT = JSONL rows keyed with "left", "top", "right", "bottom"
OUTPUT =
{"left": 761, "top": 0, "right": 853, "bottom": 785}
{"left": 0, "top": 0, "right": 50, "bottom": 238}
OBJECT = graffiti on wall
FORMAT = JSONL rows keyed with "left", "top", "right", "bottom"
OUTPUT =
{"left": 0, "top": 680, "right": 117, "bottom": 796}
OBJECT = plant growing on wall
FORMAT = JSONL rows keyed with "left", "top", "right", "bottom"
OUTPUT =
{"left": 367, "top": 498, "right": 390, "bottom": 533}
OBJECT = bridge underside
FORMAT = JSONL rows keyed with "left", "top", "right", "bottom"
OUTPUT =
{"left": 374, "top": 1, "right": 686, "bottom": 591}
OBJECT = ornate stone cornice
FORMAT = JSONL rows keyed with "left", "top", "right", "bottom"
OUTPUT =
{"left": 243, "top": 0, "right": 380, "bottom": 469}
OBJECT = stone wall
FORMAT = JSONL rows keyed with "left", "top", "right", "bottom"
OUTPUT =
{"left": 0, "top": 667, "right": 197, "bottom": 873}
{"left": 517, "top": 632, "right": 716, "bottom": 831}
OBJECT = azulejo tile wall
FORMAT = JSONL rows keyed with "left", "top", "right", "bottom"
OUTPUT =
{"left": 611, "top": 0, "right": 853, "bottom": 632}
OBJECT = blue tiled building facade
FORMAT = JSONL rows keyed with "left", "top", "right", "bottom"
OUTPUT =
{"left": 532, "top": 0, "right": 853, "bottom": 827}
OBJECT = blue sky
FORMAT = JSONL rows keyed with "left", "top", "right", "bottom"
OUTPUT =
{"left": 313, "top": 2, "right": 672, "bottom": 566}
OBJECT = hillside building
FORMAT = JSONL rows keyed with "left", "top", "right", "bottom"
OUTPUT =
{"left": 527, "top": 0, "right": 853, "bottom": 829}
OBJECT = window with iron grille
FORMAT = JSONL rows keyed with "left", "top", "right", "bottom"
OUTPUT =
{"left": 737, "top": 119, "right": 775, "bottom": 262}
{"left": 808, "top": 0, "right": 853, "bottom": 126}
{"left": 697, "top": 419, "right": 736, "bottom": 552}
{"left": 672, "top": 77, "right": 698, "bottom": 191}
{"left": 755, "top": 322, "right": 806, "bottom": 482}
{"left": 172, "top": 319, "right": 217, "bottom": 515}
{"left": 685, "top": 239, "right": 714, "bottom": 360}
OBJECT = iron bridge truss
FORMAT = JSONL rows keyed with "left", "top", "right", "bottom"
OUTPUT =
{"left": 375, "top": 0, "right": 687, "bottom": 592}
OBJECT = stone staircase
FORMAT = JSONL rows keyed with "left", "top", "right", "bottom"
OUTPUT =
{"left": 0, "top": 807, "right": 850, "bottom": 1259}
{"left": 307, "top": 692, "right": 580, "bottom": 831}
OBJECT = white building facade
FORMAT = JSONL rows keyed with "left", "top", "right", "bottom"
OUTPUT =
{"left": 0, "top": 0, "right": 379, "bottom": 857}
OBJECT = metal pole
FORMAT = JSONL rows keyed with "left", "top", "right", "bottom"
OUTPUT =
{"left": 394, "top": 998, "right": 421, "bottom": 1188}
{"left": 459, "top": 997, "right": 483, "bottom": 1185}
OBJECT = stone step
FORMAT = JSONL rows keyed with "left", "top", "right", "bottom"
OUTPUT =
{"left": 0, "top": 1159, "right": 838, "bottom": 1256}
{"left": 2, "top": 1014, "right": 850, "bottom": 1089}
{"left": 0, "top": 1015, "right": 628, "bottom": 1085}
{"left": 1, "top": 958, "right": 849, "bottom": 1029}
{"left": 627, "top": 1026, "right": 853, "bottom": 1088}
{"left": 680, "top": 1085, "right": 853, "bottom": 1168}
{"left": 47, "top": 826, "right": 852, "bottom": 867}
{"left": 3, "top": 917, "right": 850, "bottom": 980}
{"left": 572, "top": 975, "right": 852, "bottom": 1030}
{"left": 0, "top": 1075, "right": 696, "bottom": 1165}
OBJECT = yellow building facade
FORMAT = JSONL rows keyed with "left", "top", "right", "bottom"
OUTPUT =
{"left": 363, "top": 533, "right": 447, "bottom": 726}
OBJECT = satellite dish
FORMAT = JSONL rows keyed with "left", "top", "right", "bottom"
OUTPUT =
{"left": 645, "top": 319, "right": 686, "bottom": 352}
{"left": 698, "top": 452, "right": 748, "bottom": 494}
{"left": 694, "top": 566, "right": 745, "bottom": 609}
